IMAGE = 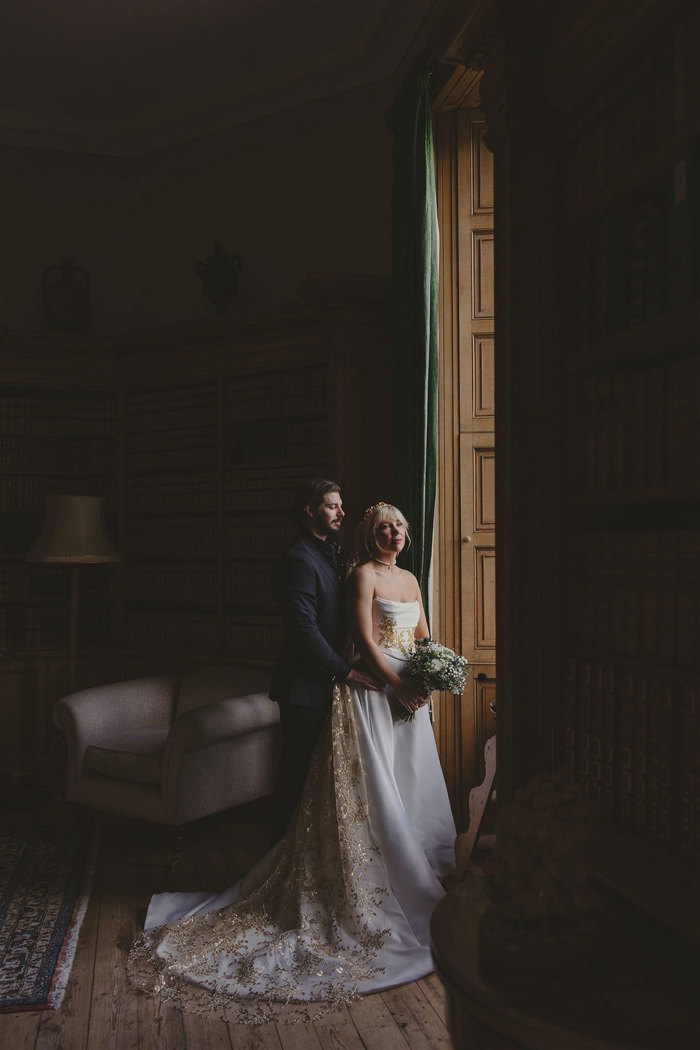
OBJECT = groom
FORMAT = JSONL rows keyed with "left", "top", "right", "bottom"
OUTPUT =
{"left": 268, "top": 478, "right": 381, "bottom": 843}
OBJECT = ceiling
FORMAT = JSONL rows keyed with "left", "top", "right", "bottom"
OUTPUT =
{"left": 0, "top": 0, "right": 443, "bottom": 156}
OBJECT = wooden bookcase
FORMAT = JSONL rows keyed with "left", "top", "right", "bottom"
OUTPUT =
{"left": 0, "top": 274, "right": 391, "bottom": 762}
{"left": 556, "top": 4, "right": 700, "bottom": 873}
{"left": 122, "top": 365, "right": 330, "bottom": 662}
{"left": 0, "top": 387, "right": 120, "bottom": 656}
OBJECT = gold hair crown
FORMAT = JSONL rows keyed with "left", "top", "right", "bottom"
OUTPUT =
{"left": 363, "top": 501, "right": 390, "bottom": 520}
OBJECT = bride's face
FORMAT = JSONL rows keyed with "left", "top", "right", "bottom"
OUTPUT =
{"left": 375, "top": 518, "right": 406, "bottom": 557}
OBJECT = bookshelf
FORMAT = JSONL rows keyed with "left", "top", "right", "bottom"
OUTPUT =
{"left": 0, "top": 274, "right": 391, "bottom": 762}
{"left": 0, "top": 388, "right": 119, "bottom": 657}
{"left": 122, "top": 365, "right": 331, "bottom": 661}
{"left": 557, "top": 4, "right": 700, "bottom": 871}
{"left": 124, "top": 382, "right": 222, "bottom": 652}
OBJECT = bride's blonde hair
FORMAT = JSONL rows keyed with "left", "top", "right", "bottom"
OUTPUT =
{"left": 355, "top": 502, "right": 411, "bottom": 565}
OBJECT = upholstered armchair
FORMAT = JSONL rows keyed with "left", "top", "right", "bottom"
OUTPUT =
{"left": 53, "top": 664, "right": 280, "bottom": 826}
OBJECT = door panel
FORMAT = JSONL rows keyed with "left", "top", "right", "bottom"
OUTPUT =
{"left": 436, "top": 104, "right": 496, "bottom": 827}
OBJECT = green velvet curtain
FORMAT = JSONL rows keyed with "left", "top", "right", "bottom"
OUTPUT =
{"left": 386, "top": 58, "right": 439, "bottom": 613}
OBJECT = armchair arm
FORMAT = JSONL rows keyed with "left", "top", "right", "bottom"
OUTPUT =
{"left": 53, "top": 675, "right": 180, "bottom": 782}
{"left": 161, "top": 692, "right": 279, "bottom": 804}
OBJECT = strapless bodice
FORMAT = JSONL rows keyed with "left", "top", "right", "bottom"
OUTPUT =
{"left": 372, "top": 596, "right": 419, "bottom": 656}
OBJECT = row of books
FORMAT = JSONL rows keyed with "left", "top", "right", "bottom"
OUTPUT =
{"left": 564, "top": 530, "right": 698, "bottom": 668}
{"left": 561, "top": 51, "right": 674, "bottom": 216}
{"left": 561, "top": 656, "right": 698, "bottom": 855}
{"left": 126, "top": 563, "right": 219, "bottom": 604}
{"left": 223, "top": 465, "right": 327, "bottom": 512}
{"left": 573, "top": 353, "right": 700, "bottom": 492}
{"left": 124, "top": 610, "right": 220, "bottom": 651}
{"left": 126, "top": 519, "right": 219, "bottom": 558}
{"left": 0, "top": 478, "right": 118, "bottom": 516}
{"left": 127, "top": 473, "right": 218, "bottom": 513}
{"left": 227, "top": 366, "right": 326, "bottom": 420}
{"left": 225, "top": 563, "right": 274, "bottom": 605}
{"left": 125, "top": 425, "right": 329, "bottom": 475}
{"left": 0, "top": 565, "right": 66, "bottom": 601}
{"left": 674, "top": 4, "right": 700, "bottom": 131}
{"left": 128, "top": 518, "right": 296, "bottom": 559}
{"left": 0, "top": 605, "right": 114, "bottom": 651}
{"left": 0, "top": 395, "right": 116, "bottom": 435}
{"left": 129, "top": 516, "right": 300, "bottom": 562}
{"left": 562, "top": 189, "right": 665, "bottom": 349}
{"left": 124, "top": 369, "right": 327, "bottom": 434}
{"left": 225, "top": 517, "right": 294, "bottom": 558}
{"left": 122, "top": 612, "right": 283, "bottom": 659}
{"left": 0, "top": 563, "right": 115, "bottom": 602}
{"left": 562, "top": 157, "right": 700, "bottom": 352}
{"left": 127, "top": 385, "right": 218, "bottom": 433}
{"left": 224, "top": 613, "right": 283, "bottom": 657}
{"left": 124, "top": 462, "right": 327, "bottom": 524}
{"left": 128, "top": 426, "right": 218, "bottom": 471}
{"left": 226, "top": 419, "right": 328, "bottom": 466}
{"left": 124, "top": 562, "right": 277, "bottom": 605}
{"left": 0, "top": 435, "right": 116, "bottom": 474}
{"left": 0, "top": 512, "right": 43, "bottom": 554}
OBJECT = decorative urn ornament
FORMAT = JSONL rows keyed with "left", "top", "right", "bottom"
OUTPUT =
{"left": 196, "top": 240, "right": 242, "bottom": 315}
{"left": 42, "top": 257, "right": 90, "bottom": 332}
{"left": 477, "top": 770, "right": 602, "bottom": 996}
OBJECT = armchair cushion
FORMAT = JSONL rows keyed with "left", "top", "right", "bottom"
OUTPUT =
{"left": 169, "top": 692, "right": 280, "bottom": 754}
{"left": 84, "top": 726, "right": 169, "bottom": 786}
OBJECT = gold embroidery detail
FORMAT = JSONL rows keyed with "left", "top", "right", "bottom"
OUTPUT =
{"left": 127, "top": 682, "right": 391, "bottom": 1025}
{"left": 376, "top": 613, "right": 415, "bottom": 656}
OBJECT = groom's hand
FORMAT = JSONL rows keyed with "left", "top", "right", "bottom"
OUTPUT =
{"left": 346, "top": 665, "right": 384, "bottom": 691}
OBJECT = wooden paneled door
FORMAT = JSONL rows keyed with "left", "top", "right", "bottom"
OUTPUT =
{"left": 434, "top": 97, "right": 496, "bottom": 829}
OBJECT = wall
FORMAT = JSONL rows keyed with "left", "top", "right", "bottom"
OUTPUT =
{"left": 0, "top": 83, "right": 393, "bottom": 333}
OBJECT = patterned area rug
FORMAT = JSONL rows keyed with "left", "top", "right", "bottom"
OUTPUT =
{"left": 0, "top": 815, "right": 97, "bottom": 1012}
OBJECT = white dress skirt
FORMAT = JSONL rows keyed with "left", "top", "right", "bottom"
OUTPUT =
{"left": 128, "top": 597, "right": 456, "bottom": 1023}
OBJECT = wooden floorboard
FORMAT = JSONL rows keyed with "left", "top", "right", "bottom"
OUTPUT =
{"left": 381, "top": 983, "right": 452, "bottom": 1050}
{"left": 313, "top": 1006, "right": 366, "bottom": 1050}
{"left": 87, "top": 848, "right": 141, "bottom": 1050}
{"left": 348, "top": 994, "right": 414, "bottom": 1050}
{"left": 1, "top": 806, "right": 455, "bottom": 1050}
{"left": 181, "top": 1011, "right": 233, "bottom": 1050}
{"left": 35, "top": 850, "right": 102, "bottom": 1050}
{"left": 0, "top": 1009, "right": 42, "bottom": 1050}
{"left": 416, "top": 974, "right": 449, "bottom": 1027}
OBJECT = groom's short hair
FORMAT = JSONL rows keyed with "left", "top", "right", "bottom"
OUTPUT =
{"left": 293, "top": 477, "right": 341, "bottom": 525}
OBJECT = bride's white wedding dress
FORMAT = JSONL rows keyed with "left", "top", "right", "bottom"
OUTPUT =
{"left": 128, "top": 597, "right": 456, "bottom": 1023}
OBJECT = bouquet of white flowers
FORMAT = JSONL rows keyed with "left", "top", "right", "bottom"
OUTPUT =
{"left": 397, "top": 638, "right": 472, "bottom": 722}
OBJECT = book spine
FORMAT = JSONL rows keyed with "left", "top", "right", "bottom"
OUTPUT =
{"left": 601, "top": 665, "right": 617, "bottom": 823}
{"left": 616, "top": 668, "right": 635, "bottom": 831}
{"left": 679, "top": 682, "right": 699, "bottom": 856}
{"left": 647, "top": 677, "right": 674, "bottom": 849}
{"left": 632, "top": 671, "right": 649, "bottom": 836}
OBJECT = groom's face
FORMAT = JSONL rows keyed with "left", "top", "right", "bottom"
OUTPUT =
{"left": 308, "top": 491, "right": 344, "bottom": 540}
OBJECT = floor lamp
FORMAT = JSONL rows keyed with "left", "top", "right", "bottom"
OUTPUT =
{"left": 26, "top": 495, "right": 120, "bottom": 693}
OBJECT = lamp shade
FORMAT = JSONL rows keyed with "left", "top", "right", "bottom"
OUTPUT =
{"left": 26, "top": 495, "right": 120, "bottom": 563}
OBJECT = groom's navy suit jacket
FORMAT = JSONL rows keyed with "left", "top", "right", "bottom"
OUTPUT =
{"left": 269, "top": 532, "right": 351, "bottom": 711}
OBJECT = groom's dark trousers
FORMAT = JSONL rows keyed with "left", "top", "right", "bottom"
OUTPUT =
{"left": 268, "top": 531, "right": 350, "bottom": 844}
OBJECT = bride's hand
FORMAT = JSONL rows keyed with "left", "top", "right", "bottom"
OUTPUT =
{"left": 392, "top": 682, "right": 429, "bottom": 714}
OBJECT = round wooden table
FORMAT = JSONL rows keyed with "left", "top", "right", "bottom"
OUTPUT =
{"left": 430, "top": 881, "right": 699, "bottom": 1050}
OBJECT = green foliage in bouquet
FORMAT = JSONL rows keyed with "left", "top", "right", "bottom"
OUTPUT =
{"left": 397, "top": 638, "right": 472, "bottom": 722}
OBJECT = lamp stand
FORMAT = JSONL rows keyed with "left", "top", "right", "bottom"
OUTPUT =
{"left": 69, "top": 564, "right": 79, "bottom": 694}
{"left": 26, "top": 495, "right": 120, "bottom": 697}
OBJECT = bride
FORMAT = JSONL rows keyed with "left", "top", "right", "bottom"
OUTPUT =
{"left": 128, "top": 502, "right": 456, "bottom": 1023}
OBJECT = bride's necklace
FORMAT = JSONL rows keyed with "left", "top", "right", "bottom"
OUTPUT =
{"left": 372, "top": 557, "right": 396, "bottom": 571}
